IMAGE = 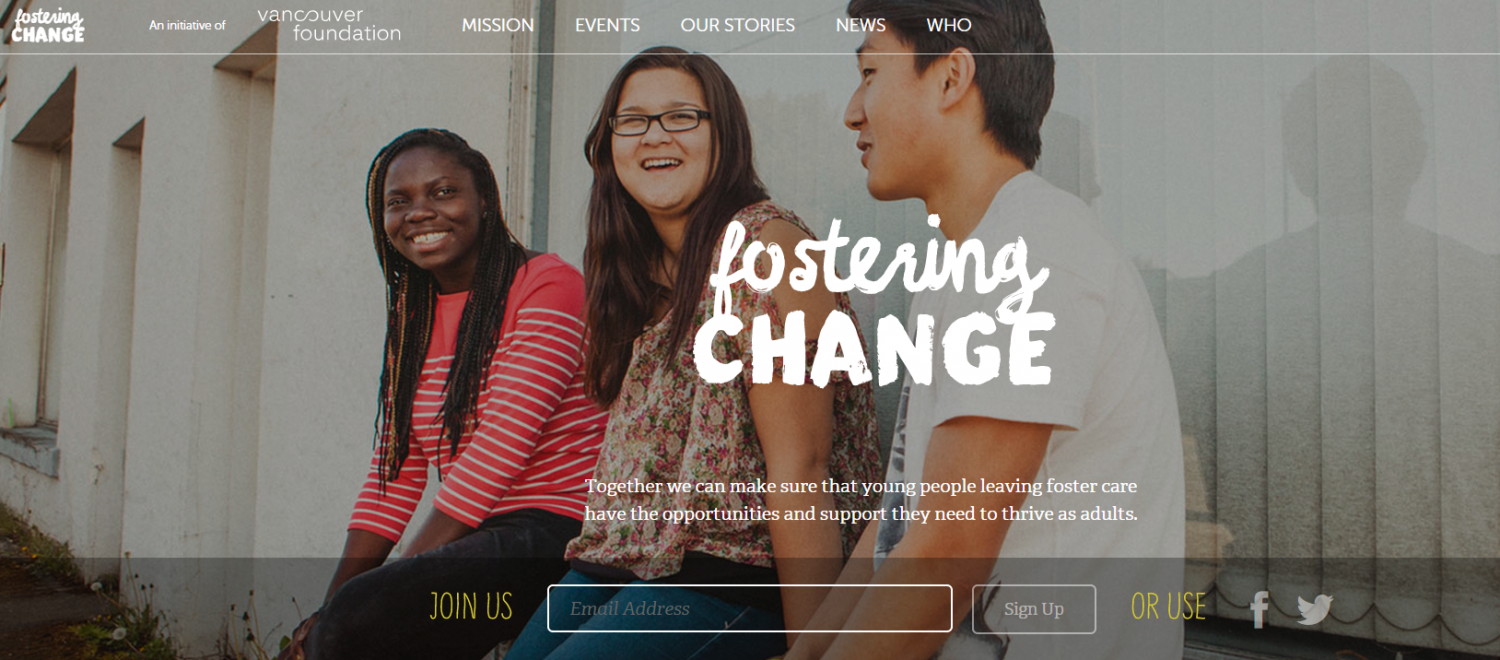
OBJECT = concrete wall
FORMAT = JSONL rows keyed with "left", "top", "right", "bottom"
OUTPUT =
{"left": 0, "top": 0, "right": 539, "bottom": 651}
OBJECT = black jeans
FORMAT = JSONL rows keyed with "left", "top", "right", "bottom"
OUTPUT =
{"left": 306, "top": 509, "right": 580, "bottom": 660}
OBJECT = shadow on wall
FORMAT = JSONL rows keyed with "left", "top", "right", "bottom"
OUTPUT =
{"left": 1035, "top": 111, "right": 1101, "bottom": 206}
{"left": 1159, "top": 55, "right": 1500, "bottom": 642}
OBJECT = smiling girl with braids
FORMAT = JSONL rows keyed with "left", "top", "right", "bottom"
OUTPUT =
{"left": 281, "top": 129, "right": 606, "bottom": 660}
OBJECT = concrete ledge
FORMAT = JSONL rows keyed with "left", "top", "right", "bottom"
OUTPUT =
{"left": 0, "top": 427, "right": 59, "bottom": 477}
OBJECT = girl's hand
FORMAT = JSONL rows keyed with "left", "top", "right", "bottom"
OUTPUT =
{"left": 277, "top": 611, "right": 320, "bottom": 660}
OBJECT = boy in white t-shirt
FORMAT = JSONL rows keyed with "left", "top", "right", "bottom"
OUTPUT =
{"left": 786, "top": 1, "right": 1186, "bottom": 659}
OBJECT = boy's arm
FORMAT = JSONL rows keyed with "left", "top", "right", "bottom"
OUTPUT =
{"left": 781, "top": 522, "right": 878, "bottom": 660}
{"left": 788, "top": 416, "right": 1051, "bottom": 660}
{"left": 751, "top": 217, "right": 851, "bottom": 646}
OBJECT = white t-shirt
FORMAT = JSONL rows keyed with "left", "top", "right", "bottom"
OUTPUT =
{"left": 873, "top": 172, "right": 1185, "bottom": 659}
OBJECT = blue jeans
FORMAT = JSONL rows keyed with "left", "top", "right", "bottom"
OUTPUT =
{"left": 506, "top": 570, "right": 787, "bottom": 660}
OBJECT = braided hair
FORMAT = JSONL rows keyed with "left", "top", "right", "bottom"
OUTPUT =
{"left": 364, "top": 128, "right": 530, "bottom": 485}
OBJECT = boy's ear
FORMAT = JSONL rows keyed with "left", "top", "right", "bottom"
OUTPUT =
{"left": 936, "top": 46, "right": 978, "bottom": 110}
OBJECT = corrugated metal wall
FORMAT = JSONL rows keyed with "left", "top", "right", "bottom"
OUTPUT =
{"left": 1042, "top": 1, "right": 1500, "bottom": 651}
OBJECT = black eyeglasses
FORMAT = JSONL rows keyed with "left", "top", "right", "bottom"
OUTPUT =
{"left": 609, "top": 109, "right": 711, "bottom": 136}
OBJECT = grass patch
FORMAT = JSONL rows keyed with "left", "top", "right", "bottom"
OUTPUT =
{"left": 222, "top": 590, "right": 295, "bottom": 660}
{"left": 0, "top": 502, "right": 177, "bottom": 658}
{"left": 72, "top": 566, "right": 179, "bottom": 660}
{"left": 0, "top": 498, "right": 83, "bottom": 583}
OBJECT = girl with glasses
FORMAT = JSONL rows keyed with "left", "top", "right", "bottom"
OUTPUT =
{"left": 506, "top": 46, "right": 882, "bottom": 660}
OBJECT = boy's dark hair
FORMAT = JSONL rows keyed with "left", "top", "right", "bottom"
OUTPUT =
{"left": 848, "top": 0, "right": 1054, "bottom": 168}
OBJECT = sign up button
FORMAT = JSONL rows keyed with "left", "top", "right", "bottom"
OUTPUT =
{"left": 971, "top": 584, "right": 1097, "bottom": 635}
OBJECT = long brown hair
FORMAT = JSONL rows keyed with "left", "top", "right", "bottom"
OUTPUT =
{"left": 583, "top": 47, "right": 767, "bottom": 405}
{"left": 365, "top": 128, "right": 529, "bottom": 484}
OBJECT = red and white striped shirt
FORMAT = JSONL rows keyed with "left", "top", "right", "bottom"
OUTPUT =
{"left": 349, "top": 254, "right": 606, "bottom": 542}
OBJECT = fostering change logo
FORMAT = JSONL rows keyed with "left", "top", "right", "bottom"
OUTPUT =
{"left": 696, "top": 213, "right": 1055, "bottom": 388}
{"left": 9, "top": 7, "right": 85, "bottom": 42}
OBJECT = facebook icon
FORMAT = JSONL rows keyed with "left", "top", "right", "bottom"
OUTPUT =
{"left": 1250, "top": 591, "right": 1270, "bottom": 629}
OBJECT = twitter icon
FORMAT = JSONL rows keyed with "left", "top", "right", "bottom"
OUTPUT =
{"left": 1297, "top": 594, "right": 1333, "bottom": 625}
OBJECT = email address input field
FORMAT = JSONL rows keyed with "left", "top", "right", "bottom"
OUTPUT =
{"left": 546, "top": 583, "right": 953, "bottom": 634}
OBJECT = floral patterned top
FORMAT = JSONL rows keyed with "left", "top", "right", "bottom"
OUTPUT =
{"left": 566, "top": 201, "right": 882, "bottom": 580}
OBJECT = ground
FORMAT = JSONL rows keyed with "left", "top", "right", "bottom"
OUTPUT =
{"left": 0, "top": 538, "right": 104, "bottom": 660}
